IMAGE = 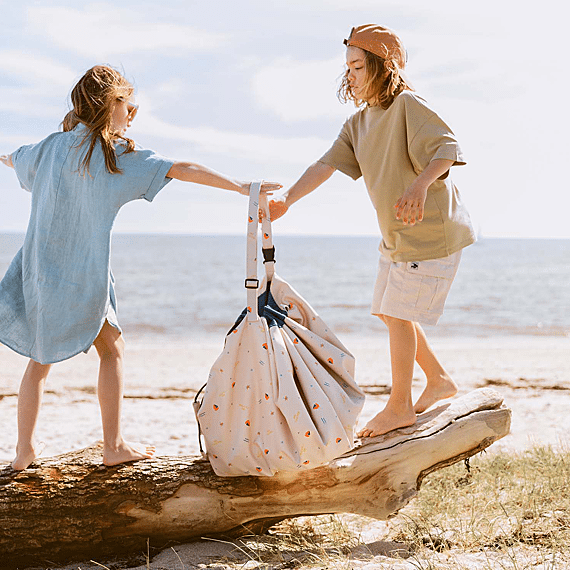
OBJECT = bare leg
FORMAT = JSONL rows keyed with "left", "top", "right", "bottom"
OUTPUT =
{"left": 93, "top": 321, "right": 155, "bottom": 466}
{"left": 12, "top": 360, "right": 51, "bottom": 470}
{"left": 358, "top": 315, "right": 417, "bottom": 437}
{"left": 413, "top": 323, "right": 457, "bottom": 413}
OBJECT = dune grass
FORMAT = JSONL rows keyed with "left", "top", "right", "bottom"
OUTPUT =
{"left": 387, "top": 444, "right": 570, "bottom": 568}
{"left": 215, "top": 445, "right": 570, "bottom": 569}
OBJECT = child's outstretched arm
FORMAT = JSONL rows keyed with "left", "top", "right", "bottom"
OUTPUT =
{"left": 394, "top": 158, "right": 454, "bottom": 225}
{"left": 0, "top": 154, "right": 14, "bottom": 168}
{"left": 269, "top": 161, "right": 335, "bottom": 221}
{"left": 166, "top": 162, "right": 281, "bottom": 195}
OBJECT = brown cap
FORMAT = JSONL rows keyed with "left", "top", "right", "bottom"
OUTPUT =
{"left": 344, "top": 24, "right": 407, "bottom": 69}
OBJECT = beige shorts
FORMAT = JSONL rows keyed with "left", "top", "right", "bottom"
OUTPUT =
{"left": 371, "top": 251, "right": 462, "bottom": 326}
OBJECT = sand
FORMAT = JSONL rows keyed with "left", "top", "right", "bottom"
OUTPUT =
{"left": 1, "top": 331, "right": 569, "bottom": 569}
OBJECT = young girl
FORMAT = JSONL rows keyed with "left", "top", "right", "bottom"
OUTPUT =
{"left": 269, "top": 25, "right": 475, "bottom": 437}
{"left": 0, "top": 65, "right": 280, "bottom": 470}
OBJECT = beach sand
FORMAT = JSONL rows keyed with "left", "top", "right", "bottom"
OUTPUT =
{"left": 1, "top": 331, "right": 569, "bottom": 569}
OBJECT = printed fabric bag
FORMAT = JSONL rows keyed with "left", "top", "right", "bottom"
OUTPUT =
{"left": 194, "top": 182, "right": 365, "bottom": 477}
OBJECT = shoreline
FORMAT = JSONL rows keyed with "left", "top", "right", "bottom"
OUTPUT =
{"left": 1, "top": 332, "right": 569, "bottom": 463}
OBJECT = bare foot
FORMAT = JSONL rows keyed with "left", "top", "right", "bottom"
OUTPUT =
{"left": 414, "top": 374, "right": 458, "bottom": 414}
{"left": 357, "top": 407, "right": 417, "bottom": 438}
{"left": 102, "top": 441, "right": 155, "bottom": 467}
{"left": 11, "top": 442, "right": 45, "bottom": 471}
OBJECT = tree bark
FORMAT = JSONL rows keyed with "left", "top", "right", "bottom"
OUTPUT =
{"left": 0, "top": 388, "right": 510, "bottom": 568}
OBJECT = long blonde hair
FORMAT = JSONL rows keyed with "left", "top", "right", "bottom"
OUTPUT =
{"left": 338, "top": 49, "right": 413, "bottom": 109}
{"left": 62, "top": 65, "right": 136, "bottom": 174}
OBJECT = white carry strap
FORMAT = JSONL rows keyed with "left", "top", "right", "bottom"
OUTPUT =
{"left": 260, "top": 193, "right": 275, "bottom": 281}
{"left": 245, "top": 182, "right": 275, "bottom": 321}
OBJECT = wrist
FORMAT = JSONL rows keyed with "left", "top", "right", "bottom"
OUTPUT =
{"left": 411, "top": 177, "right": 430, "bottom": 193}
{"left": 237, "top": 181, "right": 250, "bottom": 195}
{"left": 283, "top": 191, "right": 297, "bottom": 208}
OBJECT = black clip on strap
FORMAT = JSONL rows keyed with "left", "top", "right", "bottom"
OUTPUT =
{"left": 245, "top": 278, "right": 260, "bottom": 289}
{"left": 262, "top": 246, "right": 276, "bottom": 264}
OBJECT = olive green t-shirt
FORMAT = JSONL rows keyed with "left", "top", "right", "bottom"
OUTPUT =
{"left": 319, "top": 91, "right": 476, "bottom": 262}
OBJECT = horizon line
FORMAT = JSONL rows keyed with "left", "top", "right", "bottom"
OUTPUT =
{"left": 1, "top": 230, "right": 569, "bottom": 240}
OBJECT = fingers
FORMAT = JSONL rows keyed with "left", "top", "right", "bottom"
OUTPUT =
{"left": 0, "top": 154, "right": 14, "bottom": 168}
{"left": 260, "top": 181, "right": 283, "bottom": 196}
{"left": 268, "top": 198, "right": 288, "bottom": 221}
{"left": 394, "top": 198, "right": 423, "bottom": 225}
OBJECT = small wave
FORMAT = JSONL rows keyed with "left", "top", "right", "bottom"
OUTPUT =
{"left": 124, "top": 323, "right": 169, "bottom": 334}
{"left": 326, "top": 303, "right": 369, "bottom": 309}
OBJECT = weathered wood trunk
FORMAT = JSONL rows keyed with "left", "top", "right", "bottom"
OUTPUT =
{"left": 0, "top": 388, "right": 510, "bottom": 568}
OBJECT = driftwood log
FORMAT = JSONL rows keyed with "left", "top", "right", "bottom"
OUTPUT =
{"left": 0, "top": 388, "right": 510, "bottom": 568}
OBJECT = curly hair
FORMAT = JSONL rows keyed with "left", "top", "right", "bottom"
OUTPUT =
{"left": 337, "top": 49, "right": 413, "bottom": 109}
{"left": 61, "top": 65, "right": 136, "bottom": 175}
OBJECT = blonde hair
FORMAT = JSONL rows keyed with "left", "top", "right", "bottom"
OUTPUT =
{"left": 337, "top": 49, "right": 413, "bottom": 109}
{"left": 62, "top": 65, "right": 136, "bottom": 175}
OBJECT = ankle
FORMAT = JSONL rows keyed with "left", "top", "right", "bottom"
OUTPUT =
{"left": 385, "top": 397, "right": 415, "bottom": 415}
{"left": 103, "top": 438, "right": 125, "bottom": 453}
{"left": 16, "top": 441, "right": 36, "bottom": 454}
{"left": 426, "top": 371, "right": 453, "bottom": 384}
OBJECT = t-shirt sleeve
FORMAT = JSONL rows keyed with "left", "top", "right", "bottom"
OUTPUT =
{"left": 113, "top": 146, "right": 175, "bottom": 206}
{"left": 11, "top": 142, "right": 42, "bottom": 193}
{"left": 408, "top": 110, "right": 466, "bottom": 180}
{"left": 318, "top": 121, "right": 362, "bottom": 180}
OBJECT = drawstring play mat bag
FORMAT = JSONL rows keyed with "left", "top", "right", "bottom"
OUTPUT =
{"left": 194, "top": 182, "right": 365, "bottom": 477}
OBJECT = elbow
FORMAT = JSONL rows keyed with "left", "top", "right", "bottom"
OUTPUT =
{"left": 314, "top": 160, "right": 336, "bottom": 180}
{"left": 167, "top": 161, "right": 198, "bottom": 181}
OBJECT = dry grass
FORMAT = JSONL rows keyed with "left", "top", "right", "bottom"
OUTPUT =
{"left": 202, "top": 515, "right": 362, "bottom": 569}
{"left": 216, "top": 445, "right": 570, "bottom": 569}
{"left": 386, "top": 445, "right": 570, "bottom": 568}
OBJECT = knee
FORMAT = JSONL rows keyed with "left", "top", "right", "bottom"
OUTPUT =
{"left": 26, "top": 360, "right": 52, "bottom": 381}
{"left": 378, "top": 314, "right": 412, "bottom": 328}
{"left": 94, "top": 332, "right": 125, "bottom": 361}
{"left": 376, "top": 314, "right": 388, "bottom": 325}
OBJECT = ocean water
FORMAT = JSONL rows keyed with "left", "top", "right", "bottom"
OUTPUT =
{"left": 1, "top": 233, "right": 569, "bottom": 339}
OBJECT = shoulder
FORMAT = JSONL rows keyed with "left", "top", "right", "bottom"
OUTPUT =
{"left": 13, "top": 131, "right": 63, "bottom": 163}
{"left": 340, "top": 107, "right": 367, "bottom": 134}
{"left": 392, "top": 91, "right": 435, "bottom": 118}
{"left": 116, "top": 142, "right": 169, "bottom": 163}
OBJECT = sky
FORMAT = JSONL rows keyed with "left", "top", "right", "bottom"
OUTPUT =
{"left": 0, "top": 0, "right": 568, "bottom": 238}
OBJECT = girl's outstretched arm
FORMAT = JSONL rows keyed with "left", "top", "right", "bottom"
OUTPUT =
{"left": 166, "top": 162, "right": 281, "bottom": 195}
{"left": 0, "top": 154, "right": 14, "bottom": 168}
{"left": 269, "top": 161, "right": 335, "bottom": 221}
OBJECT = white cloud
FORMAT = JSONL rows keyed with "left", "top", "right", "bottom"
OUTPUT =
{"left": 0, "top": 87, "right": 66, "bottom": 118}
{"left": 0, "top": 51, "right": 76, "bottom": 87}
{"left": 133, "top": 107, "right": 331, "bottom": 165}
{"left": 0, "top": 133, "right": 36, "bottom": 149}
{"left": 252, "top": 56, "right": 353, "bottom": 123}
{"left": 27, "top": 4, "right": 230, "bottom": 58}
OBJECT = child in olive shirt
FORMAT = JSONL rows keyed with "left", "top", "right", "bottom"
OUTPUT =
{"left": 269, "top": 25, "right": 475, "bottom": 436}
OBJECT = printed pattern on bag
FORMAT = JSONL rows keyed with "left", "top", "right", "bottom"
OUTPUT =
{"left": 198, "top": 275, "right": 365, "bottom": 477}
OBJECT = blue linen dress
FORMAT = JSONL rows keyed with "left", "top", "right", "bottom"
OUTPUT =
{"left": 0, "top": 125, "right": 174, "bottom": 364}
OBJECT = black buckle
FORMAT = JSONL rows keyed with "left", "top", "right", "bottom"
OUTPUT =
{"left": 244, "top": 278, "right": 259, "bottom": 289}
{"left": 262, "top": 246, "right": 276, "bottom": 264}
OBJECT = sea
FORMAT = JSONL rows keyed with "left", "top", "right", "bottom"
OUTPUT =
{"left": 1, "top": 233, "right": 569, "bottom": 340}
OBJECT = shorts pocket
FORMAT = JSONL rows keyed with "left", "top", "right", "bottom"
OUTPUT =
{"left": 394, "top": 265, "right": 442, "bottom": 313}
{"left": 405, "top": 255, "right": 457, "bottom": 280}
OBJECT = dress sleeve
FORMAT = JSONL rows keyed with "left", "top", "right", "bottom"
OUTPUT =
{"left": 318, "top": 121, "right": 362, "bottom": 180}
{"left": 11, "top": 142, "right": 41, "bottom": 193}
{"left": 408, "top": 108, "right": 466, "bottom": 180}
{"left": 113, "top": 146, "right": 175, "bottom": 206}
